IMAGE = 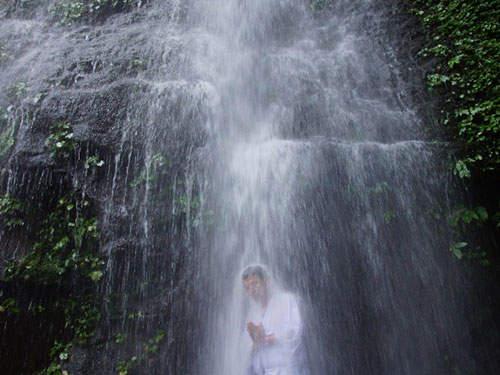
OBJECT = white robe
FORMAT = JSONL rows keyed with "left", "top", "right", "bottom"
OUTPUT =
{"left": 249, "top": 292, "right": 304, "bottom": 375}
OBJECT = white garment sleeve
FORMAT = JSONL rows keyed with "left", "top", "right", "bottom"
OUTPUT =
{"left": 277, "top": 294, "right": 302, "bottom": 353}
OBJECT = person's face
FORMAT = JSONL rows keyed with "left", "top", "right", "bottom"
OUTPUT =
{"left": 243, "top": 274, "right": 267, "bottom": 302}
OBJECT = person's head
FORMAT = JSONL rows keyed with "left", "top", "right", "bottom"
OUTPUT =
{"left": 242, "top": 265, "right": 270, "bottom": 305}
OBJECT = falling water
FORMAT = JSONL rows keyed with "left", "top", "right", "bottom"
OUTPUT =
{"left": 0, "top": 0, "right": 498, "bottom": 374}
{"left": 186, "top": 0, "right": 480, "bottom": 374}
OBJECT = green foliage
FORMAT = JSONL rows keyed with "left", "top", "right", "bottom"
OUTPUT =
{"left": 0, "top": 195, "right": 23, "bottom": 214}
{"left": 453, "top": 159, "right": 471, "bottom": 178}
{"left": 129, "top": 59, "right": 147, "bottom": 73}
{"left": 1, "top": 193, "right": 103, "bottom": 369}
{"left": 115, "top": 330, "right": 164, "bottom": 375}
{"left": 410, "top": 0, "right": 500, "bottom": 174}
{"left": 465, "top": 247, "right": 491, "bottom": 266}
{"left": 130, "top": 153, "right": 168, "bottom": 187}
{"left": 38, "top": 341, "right": 72, "bottom": 375}
{"left": 1, "top": 185, "right": 103, "bottom": 375}
{"left": 20, "top": 0, "right": 36, "bottom": 9}
{"left": 494, "top": 201, "right": 500, "bottom": 229}
{"left": 0, "top": 44, "right": 9, "bottom": 63}
{"left": 448, "top": 204, "right": 490, "bottom": 264}
{"left": 4, "top": 0, "right": 37, "bottom": 14}
{"left": 0, "top": 194, "right": 25, "bottom": 227}
{"left": 364, "top": 181, "right": 397, "bottom": 224}
{"left": 449, "top": 241, "right": 467, "bottom": 259}
{"left": 127, "top": 310, "right": 145, "bottom": 320}
{"left": 35, "top": 292, "right": 101, "bottom": 374}
{"left": 410, "top": 0, "right": 500, "bottom": 262}
{"left": 310, "top": 0, "right": 332, "bottom": 12}
{"left": 448, "top": 205, "right": 488, "bottom": 227}
{"left": 84, "top": 155, "right": 105, "bottom": 169}
{"left": 64, "top": 298, "right": 101, "bottom": 344}
{"left": 5, "top": 82, "right": 27, "bottom": 101}
{"left": 91, "top": 0, "right": 108, "bottom": 11}
{"left": 368, "top": 181, "right": 389, "bottom": 195}
{"left": 382, "top": 210, "right": 396, "bottom": 224}
{"left": 50, "top": 341, "right": 71, "bottom": 363}
{"left": 39, "top": 362, "right": 63, "bottom": 375}
{"left": 115, "top": 333, "right": 126, "bottom": 344}
{"left": 175, "top": 194, "right": 200, "bottom": 215}
{"left": 2, "top": 196, "right": 102, "bottom": 283}
{"left": 143, "top": 330, "right": 164, "bottom": 354}
{"left": 29, "top": 303, "right": 47, "bottom": 314}
{"left": 53, "top": 0, "right": 140, "bottom": 26}
{"left": 89, "top": 269, "right": 103, "bottom": 281}
{"left": 1, "top": 83, "right": 38, "bottom": 159}
{"left": 54, "top": 1, "right": 87, "bottom": 26}
{"left": 0, "top": 106, "right": 20, "bottom": 158}
{"left": 0, "top": 297, "right": 20, "bottom": 313}
{"left": 45, "top": 122, "right": 75, "bottom": 159}
{"left": 117, "top": 357, "right": 137, "bottom": 375}
{"left": 33, "top": 275, "right": 102, "bottom": 374}
{"left": 130, "top": 173, "right": 153, "bottom": 187}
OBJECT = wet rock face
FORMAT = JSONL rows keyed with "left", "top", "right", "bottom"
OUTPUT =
{"left": 0, "top": 280, "right": 67, "bottom": 375}
{"left": 0, "top": 1, "right": 202, "bottom": 374}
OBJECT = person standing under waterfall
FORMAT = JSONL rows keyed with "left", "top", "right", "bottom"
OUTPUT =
{"left": 242, "top": 265, "right": 304, "bottom": 375}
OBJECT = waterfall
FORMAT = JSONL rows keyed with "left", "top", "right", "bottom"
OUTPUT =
{"left": 0, "top": 0, "right": 497, "bottom": 374}
{"left": 188, "top": 0, "right": 475, "bottom": 374}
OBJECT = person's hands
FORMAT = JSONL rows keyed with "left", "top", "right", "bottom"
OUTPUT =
{"left": 263, "top": 333, "right": 278, "bottom": 346}
{"left": 246, "top": 322, "right": 257, "bottom": 341}
{"left": 255, "top": 323, "right": 265, "bottom": 343}
{"left": 247, "top": 323, "right": 278, "bottom": 347}
{"left": 246, "top": 322, "right": 266, "bottom": 345}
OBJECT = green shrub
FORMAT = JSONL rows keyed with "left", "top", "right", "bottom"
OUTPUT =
{"left": 410, "top": 0, "right": 500, "bottom": 174}
{"left": 410, "top": 0, "right": 500, "bottom": 263}
{"left": 2, "top": 196, "right": 102, "bottom": 283}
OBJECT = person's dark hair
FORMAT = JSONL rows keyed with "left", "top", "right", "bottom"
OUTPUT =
{"left": 242, "top": 264, "right": 269, "bottom": 281}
